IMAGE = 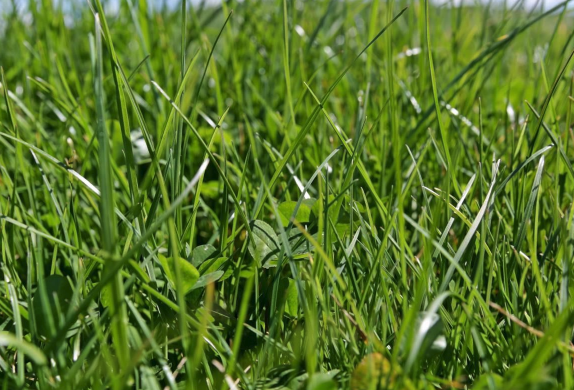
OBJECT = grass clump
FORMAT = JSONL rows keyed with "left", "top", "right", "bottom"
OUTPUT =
{"left": 1, "top": 0, "right": 574, "bottom": 389}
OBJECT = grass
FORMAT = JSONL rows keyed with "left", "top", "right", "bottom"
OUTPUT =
{"left": 1, "top": 0, "right": 574, "bottom": 388}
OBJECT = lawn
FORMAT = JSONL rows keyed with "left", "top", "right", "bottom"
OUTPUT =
{"left": 1, "top": 0, "right": 574, "bottom": 388}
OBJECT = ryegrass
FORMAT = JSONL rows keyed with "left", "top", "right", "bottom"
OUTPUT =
{"left": 1, "top": 0, "right": 574, "bottom": 389}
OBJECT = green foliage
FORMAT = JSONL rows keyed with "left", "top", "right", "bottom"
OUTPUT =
{"left": 191, "top": 244, "right": 218, "bottom": 267}
{"left": 278, "top": 199, "right": 316, "bottom": 227}
{"left": 159, "top": 254, "right": 200, "bottom": 294}
{"left": 1, "top": 0, "right": 574, "bottom": 388}
{"left": 248, "top": 219, "right": 281, "bottom": 267}
{"left": 32, "top": 275, "right": 73, "bottom": 339}
{"left": 0, "top": 332, "right": 47, "bottom": 366}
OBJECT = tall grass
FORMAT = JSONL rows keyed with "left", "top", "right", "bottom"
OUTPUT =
{"left": 1, "top": 0, "right": 574, "bottom": 389}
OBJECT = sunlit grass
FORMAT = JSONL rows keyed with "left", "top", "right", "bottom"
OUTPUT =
{"left": 1, "top": 0, "right": 574, "bottom": 389}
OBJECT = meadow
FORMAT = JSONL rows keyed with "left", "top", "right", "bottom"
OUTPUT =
{"left": 1, "top": 0, "right": 574, "bottom": 388}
